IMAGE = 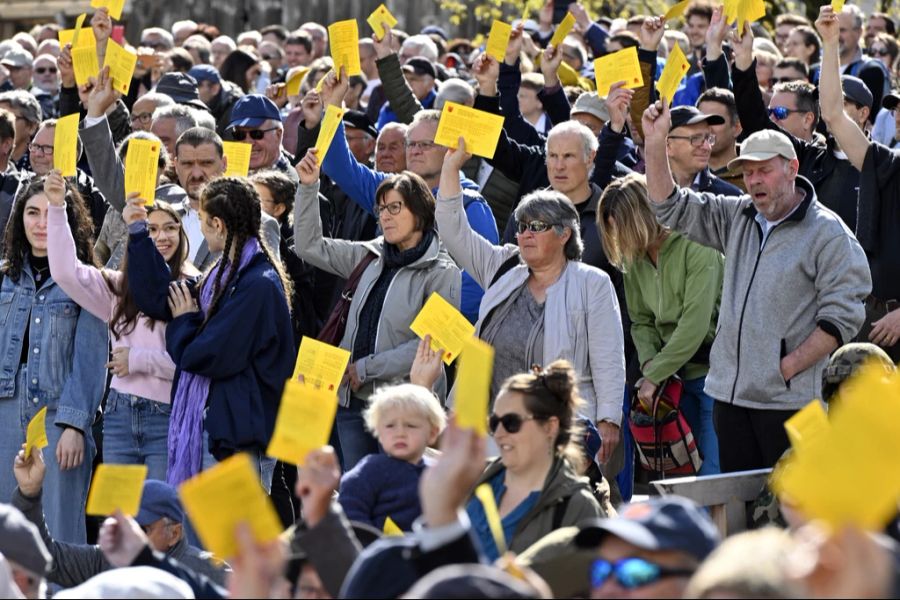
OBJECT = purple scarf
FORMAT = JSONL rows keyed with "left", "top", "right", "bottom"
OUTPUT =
{"left": 167, "top": 238, "right": 262, "bottom": 487}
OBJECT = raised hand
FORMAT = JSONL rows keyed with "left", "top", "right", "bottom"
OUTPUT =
{"left": 265, "top": 83, "right": 288, "bottom": 109}
{"left": 296, "top": 148, "right": 321, "bottom": 185}
{"left": 570, "top": 3, "right": 593, "bottom": 34}
{"left": 98, "top": 511, "right": 150, "bottom": 568}
{"left": 540, "top": 44, "right": 565, "bottom": 88}
{"left": 731, "top": 20, "right": 755, "bottom": 71}
{"left": 372, "top": 24, "right": 395, "bottom": 59}
{"left": 504, "top": 23, "right": 526, "bottom": 66}
{"left": 472, "top": 52, "right": 500, "bottom": 97}
{"left": 639, "top": 16, "right": 667, "bottom": 52}
{"left": 300, "top": 90, "right": 324, "bottom": 129}
{"left": 815, "top": 5, "right": 840, "bottom": 46}
{"left": 58, "top": 44, "right": 76, "bottom": 88}
{"left": 606, "top": 81, "right": 635, "bottom": 133}
{"left": 705, "top": 5, "right": 730, "bottom": 60}
{"left": 44, "top": 169, "right": 67, "bottom": 206}
{"left": 419, "top": 419, "right": 487, "bottom": 527}
{"left": 14, "top": 444, "right": 46, "bottom": 498}
{"left": 86, "top": 66, "right": 119, "bottom": 118}
{"left": 90, "top": 7, "right": 112, "bottom": 46}
{"left": 319, "top": 67, "right": 349, "bottom": 108}
{"left": 122, "top": 192, "right": 149, "bottom": 225}
{"left": 410, "top": 335, "right": 444, "bottom": 389}
{"left": 642, "top": 98, "right": 672, "bottom": 146}
{"left": 295, "top": 446, "right": 341, "bottom": 527}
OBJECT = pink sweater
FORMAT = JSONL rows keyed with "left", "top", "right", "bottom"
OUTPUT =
{"left": 47, "top": 205, "right": 175, "bottom": 404}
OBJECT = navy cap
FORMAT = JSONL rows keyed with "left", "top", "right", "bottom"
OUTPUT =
{"left": 342, "top": 110, "right": 378, "bottom": 138}
{"left": 402, "top": 57, "right": 437, "bottom": 80}
{"left": 340, "top": 537, "right": 421, "bottom": 598}
{"left": 156, "top": 72, "right": 208, "bottom": 111}
{"left": 228, "top": 94, "right": 282, "bottom": 129}
{"left": 188, "top": 64, "right": 221, "bottom": 85}
{"left": 135, "top": 480, "right": 184, "bottom": 527}
{"left": 841, "top": 74, "right": 874, "bottom": 109}
{"left": 0, "top": 503, "right": 51, "bottom": 576}
{"left": 575, "top": 497, "right": 721, "bottom": 561}
{"left": 669, "top": 105, "right": 725, "bottom": 131}
{"left": 421, "top": 25, "right": 449, "bottom": 40}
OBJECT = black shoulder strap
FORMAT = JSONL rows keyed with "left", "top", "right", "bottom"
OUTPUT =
{"left": 552, "top": 495, "right": 573, "bottom": 530}
{"left": 489, "top": 255, "right": 521, "bottom": 288}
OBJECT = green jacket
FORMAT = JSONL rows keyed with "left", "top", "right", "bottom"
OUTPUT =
{"left": 624, "top": 232, "right": 723, "bottom": 385}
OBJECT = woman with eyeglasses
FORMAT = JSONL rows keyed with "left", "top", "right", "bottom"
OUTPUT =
{"left": 465, "top": 360, "right": 604, "bottom": 560}
{"left": 294, "top": 148, "right": 461, "bottom": 471}
{"left": 436, "top": 140, "right": 625, "bottom": 467}
{"left": 783, "top": 26, "right": 822, "bottom": 80}
{"left": 0, "top": 172, "right": 108, "bottom": 544}
{"left": 597, "top": 174, "right": 723, "bottom": 475}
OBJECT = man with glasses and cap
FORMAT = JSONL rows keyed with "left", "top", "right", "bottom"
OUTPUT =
{"left": 227, "top": 94, "right": 298, "bottom": 182}
{"left": 0, "top": 46, "right": 34, "bottom": 92}
{"left": 663, "top": 106, "right": 743, "bottom": 197}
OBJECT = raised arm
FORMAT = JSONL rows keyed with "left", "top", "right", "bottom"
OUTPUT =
{"left": 373, "top": 27, "right": 423, "bottom": 125}
{"left": 82, "top": 67, "right": 128, "bottom": 212}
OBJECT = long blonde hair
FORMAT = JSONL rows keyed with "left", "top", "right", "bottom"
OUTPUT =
{"left": 597, "top": 173, "right": 667, "bottom": 272}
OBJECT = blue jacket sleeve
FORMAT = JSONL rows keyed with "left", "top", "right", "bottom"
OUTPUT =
{"left": 321, "top": 121, "right": 388, "bottom": 216}
{"left": 337, "top": 460, "right": 377, "bottom": 528}
{"left": 126, "top": 225, "right": 177, "bottom": 321}
{"left": 498, "top": 62, "right": 545, "bottom": 148}
{"left": 538, "top": 84, "right": 571, "bottom": 126}
{"left": 55, "top": 307, "right": 107, "bottom": 433}
{"left": 583, "top": 23, "right": 609, "bottom": 58}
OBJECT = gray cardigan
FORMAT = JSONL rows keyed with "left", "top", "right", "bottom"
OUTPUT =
{"left": 653, "top": 177, "right": 871, "bottom": 410}
{"left": 435, "top": 190, "right": 626, "bottom": 424}
{"left": 294, "top": 180, "right": 462, "bottom": 407}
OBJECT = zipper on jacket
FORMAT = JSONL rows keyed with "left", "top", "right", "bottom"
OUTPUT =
{"left": 728, "top": 231, "right": 765, "bottom": 404}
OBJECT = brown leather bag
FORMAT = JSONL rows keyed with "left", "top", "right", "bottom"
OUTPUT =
{"left": 317, "top": 252, "right": 377, "bottom": 346}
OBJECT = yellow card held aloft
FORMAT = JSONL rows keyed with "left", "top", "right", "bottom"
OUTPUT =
{"left": 383, "top": 516, "right": 404, "bottom": 536}
{"left": 266, "top": 380, "right": 339, "bottom": 466}
{"left": 91, "top": 0, "right": 125, "bottom": 20}
{"left": 285, "top": 67, "right": 310, "bottom": 96}
{"left": 486, "top": 21, "right": 513, "bottom": 62}
{"left": 409, "top": 292, "right": 475, "bottom": 365}
{"left": 784, "top": 400, "right": 829, "bottom": 449}
{"left": 367, "top": 4, "right": 398, "bottom": 39}
{"left": 125, "top": 138, "right": 160, "bottom": 206}
{"left": 594, "top": 47, "right": 644, "bottom": 97}
{"left": 86, "top": 464, "right": 148, "bottom": 516}
{"left": 663, "top": 0, "right": 691, "bottom": 21}
{"left": 475, "top": 484, "right": 507, "bottom": 554}
{"left": 434, "top": 102, "right": 504, "bottom": 160}
{"left": 222, "top": 141, "right": 252, "bottom": 177}
{"left": 454, "top": 337, "right": 494, "bottom": 436}
{"left": 24, "top": 407, "right": 48, "bottom": 459}
{"left": 831, "top": 0, "right": 845, "bottom": 12}
{"left": 293, "top": 336, "right": 351, "bottom": 393}
{"left": 328, "top": 20, "right": 362, "bottom": 77}
{"left": 655, "top": 42, "right": 690, "bottom": 104}
{"left": 549, "top": 12, "right": 576, "bottom": 49}
{"left": 103, "top": 40, "right": 137, "bottom": 95}
{"left": 314, "top": 104, "right": 345, "bottom": 163}
{"left": 59, "top": 22, "right": 96, "bottom": 49}
{"left": 53, "top": 113, "right": 80, "bottom": 178}
{"left": 179, "top": 453, "right": 283, "bottom": 559}
{"left": 71, "top": 14, "right": 87, "bottom": 48}
{"left": 72, "top": 45, "right": 100, "bottom": 87}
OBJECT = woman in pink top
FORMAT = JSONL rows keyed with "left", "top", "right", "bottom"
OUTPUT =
{"left": 47, "top": 173, "right": 199, "bottom": 482}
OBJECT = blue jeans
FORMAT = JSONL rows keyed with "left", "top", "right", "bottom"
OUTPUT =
{"left": 680, "top": 377, "right": 720, "bottom": 475}
{"left": 103, "top": 390, "right": 170, "bottom": 482}
{"left": 335, "top": 400, "right": 379, "bottom": 471}
{"left": 0, "top": 366, "right": 95, "bottom": 543}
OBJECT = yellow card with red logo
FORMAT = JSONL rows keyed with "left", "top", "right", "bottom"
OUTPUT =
{"left": 124, "top": 138, "right": 160, "bottom": 206}
{"left": 292, "top": 336, "right": 351, "bottom": 393}
{"left": 486, "top": 20, "right": 513, "bottom": 62}
{"left": 103, "top": 39, "right": 137, "bottom": 95}
{"left": 409, "top": 292, "right": 475, "bottom": 365}
{"left": 454, "top": 337, "right": 493, "bottom": 436}
{"left": 313, "top": 105, "right": 345, "bottom": 163}
{"left": 594, "top": 47, "right": 644, "bottom": 97}
{"left": 328, "top": 20, "right": 362, "bottom": 77}
{"left": 367, "top": 4, "right": 398, "bottom": 40}
{"left": 656, "top": 42, "right": 690, "bottom": 104}
{"left": 434, "top": 102, "right": 504, "bottom": 159}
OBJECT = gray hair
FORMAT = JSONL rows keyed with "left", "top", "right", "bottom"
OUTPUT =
{"left": 546, "top": 120, "right": 598, "bottom": 162}
{"left": 435, "top": 79, "right": 475, "bottom": 110}
{"left": 513, "top": 190, "right": 584, "bottom": 260}
{"left": 138, "top": 92, "right": 175, "bottom": 110}
{"left": 191, "top": 108, "right": 216, "bottom": 132}
{"left": 0, "top": 90, "right": 42, "bottom": 124}
{"left": 140, "top": 27, "right": 174, "bottom": 49}
{"left": 842, "top": 4, "right": 864, "bottom": 29}
{"left": 152, "top": 104, "right": 199, "bottom": 138}
{"left": 402, "top": 35, "right": 439, "bottom": 62}
{"left": 408, "top": 109, "right": 441, "bottom": 134}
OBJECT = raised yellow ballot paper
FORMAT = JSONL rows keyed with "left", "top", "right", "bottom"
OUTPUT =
{"left": 314, "top": 69, "right": 331, "bottom": 93}
{"left": 328, "top": 20, "right": 362, "bottom": 77}
{"left": 125, "top": 138, "right": 160, "bottom": 206}
{"left": 410, "top": 292, "right": 475, "bottom": 365}
{"left": 293, "top": 336, "right": 351, "bottom": 393}
{"left": 86, "top": 464, "right": 147, "bottom": 516}
{"left": 53, "top": 113, "right": 80, "bottom": 178}
{"left": 784, "top": 400, "right": 829, "bottom": 449}
{"left": 179, "top": 453, "right": 283, "bottom": 559}
{"left": 434, "top": 102, "right": 504, "bottom": 159}
{"left": 222, "top": 141, "right": 252, "bottom": 177}
{"left": 24, "top": 407, "right": 48, "bottom": 459}
{"left": 313, "top": 104, "right": 345, "bottom": 163}
{"left": 59, "top": 20, "right": 96, "bottom": 49}
{"left": 285, "top": 67, "right": 310, "bottom": 96}
{"left": 91, "top": 0, "right": 125, "bottom": 20}
{"left": 832, "top": 0, "right": 846, "bottom": 12}
{"left": 549, "top": 12, "right": 576, "bottom": 49}
{"left": 71, "top": 14, "right": 87, "bottom": 48}
{"left": 383, "top": 516, "right": 403, "bottom": 536}
{"left": 72, "top": 45, "right": 100, "bottom": 87}
{"left": 475, "top": 484, "right": 507, "bottom": 554}
{"left": 486, "top": 21, "right": 513, "bottom": 62}
{"left": 454, "top": 337, "right": 493, "bottom": 436}
{"left": 104, "top": 40, "right": 137, "bottom": 95}
{"left": 656, "top": 43, "right": 690, "bottom": 104}
{"left": 266, "top": 380, "right": 339, "bottom": 466}
{"left": 594, "top": 47, "right": 644, "bottom": 97}
{"left": 367, "top": 4, "right": 398, "bottom": 39}
{"left": 663, "top": 0, "right": 691, "bottom": 21}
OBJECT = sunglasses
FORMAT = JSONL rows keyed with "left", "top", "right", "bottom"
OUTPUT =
{"left": 231, "top": 126, "right": 279, "bottom": 141}
{"left": 488, "top": 412, "right": 539, "bottom": 435}
{"left": 591, "top": 558, "right": 694, "bottom": 590}
{"left": 768, "top": 106, "right": 803, "bottom": 120}
{"left": 35, "top": 67, "right": 58, "bottom": 75}
{"left": 872, "top": 48, "right": 891, "bottom": 57}
{"left": 516, "top": 220, "right": 555, "bottom": 234}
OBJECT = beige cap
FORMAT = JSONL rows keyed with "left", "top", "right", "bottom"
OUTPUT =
{"left": 571, "top": 92, "right": 610, "bottom": 123}
{"left": 728, "top": 129, "right": 797, "bottom": 170}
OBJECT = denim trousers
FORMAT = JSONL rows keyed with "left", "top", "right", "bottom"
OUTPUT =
{"left": 335, "top": 398, "right": 379, "bottom": 472}
{"left": 103, "top": 389, "right": 171, "bottom": 482}
{"left": 680, "top": 376, "right": 721, "bottom": 475}
{"left": 0, "top": 366, "right": 95, "bottom": 543}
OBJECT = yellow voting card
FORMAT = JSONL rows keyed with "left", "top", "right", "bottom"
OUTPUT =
{"left": 383, "top": 516, "right": 404, "bottom": 536}
{"left": 832, "top": 0, "right": 846, "bottom": 12}
{"left": 409, "top": 292, "right": 475, "bottom": 365}
{"left": 86, "top": 464, "right": 147, "bottom": 516}
{"left": 784, "top": 400, "right": 829, "bottom": 450}
{"left": 103, "top": 40, "right": 137, "bottom": 95}
{"left": 53, "top": 113, "right": 79, "bottom": 178}
{"left": 24, "top": 407, "right": 48, "bottom": 460}
{"left": 223, "top": 141, "right": 252, "bottom": 177}
{"left": 125, "top": 138, "right": 160, "bottom": 206}
{"left": 454, "top": 337, "right": 493, "bottom": 436}
{"left": 738, "top": 0, "right": 766, "bottom": 35}
{"left": 314, "top": 69, "right": 331, "bottom": 93}
{"left": 663, "top": 0, "right": 691, "bottom": 21}
{"left": 434, "top": 102, "right": 504, "bottom": 160}
{"left": 91, "top": 0, "right": 125, "bottom": 20}
{"left": 286, "top": 67, "right": 310, "bottom": 96}
{"left": 59, "top": 23, "right": 96, "bottom": 49}
{"left": 314, "top": 104, "right": 345, "bottom": 163}
{"left": 179, "top": 453, "right": 283, "bottom": 559}
{"left": 486, "top": 21, "right": 513, "bottom": 62}
{"left": 549, "top": 12, "right": 576, "bottom": 50}
{"left": 367, "top": 4, "right": 398, "bottom": 40}
{"left": 328, "top": 20, "right": 362, "bottom": 78}
{"left": 656, "top": 43, "right": 690, "bottom": 104}
{"left": 293, "top": 336, "right": 351, "bottom": 393}
{"left": 72, "top": 45, "right": 100, "bottom": 87}
{"left": 475, "top": 484, "right": 507, "bottom": 554}
{"left": 71, "top": 14, "right": 87, "bottom": 48}
{"left": 266, "top": 380, "right": 339, "bottom": 466}
{"left": 594, "top": 47, "right": 644, "bottom": 97}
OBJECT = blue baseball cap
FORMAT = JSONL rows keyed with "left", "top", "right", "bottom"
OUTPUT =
{"left": 575, "top": 497, "right": 721, "bottom": 561}
{"left": 227, "top": 94, "right": 282, "bottom": 130}
{"left": 188, "top": 64, "right": 221, "bottom": 85}
{"left": 135, "top": 480, "right": 184, "bottom": 527}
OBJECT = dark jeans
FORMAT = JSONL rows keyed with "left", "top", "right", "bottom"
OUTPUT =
{"left": 713, "top": 402, "right": 796, "bottom": 473}
{"left": 335, "top": 397, "right": 380, "bottom": 472}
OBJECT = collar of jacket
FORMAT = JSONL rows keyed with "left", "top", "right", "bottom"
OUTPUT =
{"left": 740, "top": 175, "right": 816, "bottom": 222}
{"left": 538, "top": 183, "right": 602, "bottom": 215}
{"left": 474, "top": 455, "right": 591, "bottom": 509}
{"left": 359, "top": 230, "right": 445, "bottom": 270}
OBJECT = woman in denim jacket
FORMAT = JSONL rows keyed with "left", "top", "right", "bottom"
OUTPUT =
{"left": 0, "top": 172, "right": 107, "bottom": 544}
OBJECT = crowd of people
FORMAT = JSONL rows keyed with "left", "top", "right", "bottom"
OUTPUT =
{"left": 0, "top": 0, "right": 898, "bottom": 597}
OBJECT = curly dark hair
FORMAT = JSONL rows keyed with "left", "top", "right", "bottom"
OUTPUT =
{"left": 2, "top": 176, "right": 96, "bottom": 281}
{"left": 198, "top": 176, "right": 292, "bottom": 326}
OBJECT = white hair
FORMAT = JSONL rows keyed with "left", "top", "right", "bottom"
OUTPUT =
{"left": 401, "top": 35, "right": 439, "bottom": 62}
{"left": 363, "top": 384, "right": 447, "bottom": 436}
{"left": 546, "top": 120, "right": 599, "bottom": 161}
{"left": 140, "top": 27, "right": 174, "bottom": 49}
{"left": 435, "top": 79, "right": 475, "bottom": 110}
{"left": 211, "top": 35, "right": 236, "bottom": 51}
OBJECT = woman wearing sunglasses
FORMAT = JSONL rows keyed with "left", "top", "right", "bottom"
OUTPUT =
{"left": 436, "top": 140, "right": 626, "bottom": 468}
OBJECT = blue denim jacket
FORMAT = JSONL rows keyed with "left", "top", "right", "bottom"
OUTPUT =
{"left": 0, "top": 259, "right": 108, "bottom": 432}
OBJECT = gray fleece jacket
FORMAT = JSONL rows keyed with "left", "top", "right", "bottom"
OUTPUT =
{"left": 653, "top": 176, "right": 870, "bottom": 410}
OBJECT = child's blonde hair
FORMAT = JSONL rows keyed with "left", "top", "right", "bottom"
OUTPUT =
{"left": 363, "top": 384, "right": 447, "bottom": 437}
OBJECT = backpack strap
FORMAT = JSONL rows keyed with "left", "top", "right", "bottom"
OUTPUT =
{"left": 552, "top": 495, "right": 573, "bottom": 530}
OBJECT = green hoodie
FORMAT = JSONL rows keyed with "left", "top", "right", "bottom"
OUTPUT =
{"left": 623, "top": 231, "right": 724, "bottom": 385}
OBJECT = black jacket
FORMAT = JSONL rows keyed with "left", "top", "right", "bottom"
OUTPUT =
{"left": 210, "top": 81, "right": 244, "bottom": 138}
{"left": 857, "top": 142, "right": 900, "bottom": 300}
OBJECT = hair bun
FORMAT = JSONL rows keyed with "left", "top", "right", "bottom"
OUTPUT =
{"left": 540, "top": 360, "right": 578, "bottom": 403}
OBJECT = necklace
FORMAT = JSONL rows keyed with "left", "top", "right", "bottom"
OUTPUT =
{"left": 33, "top": 263, "right": 49, "bottom": 283}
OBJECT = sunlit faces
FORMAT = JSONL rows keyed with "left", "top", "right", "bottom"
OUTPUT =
{"left": 546, "top": 131, "right": 594, "bottom": 196}
{"left": 742, "top": 156, "right": 799, "bottom": 221}
{"left": 27, "top": 125, "right": 54, "bottom": 176}
{"left": 374, "top": 406, "right": 439, "bottom": 463}
{"left": 837, "top": 11, "right": 862, "bottom": 56}
{"left": 23, "top": 193, "right": 49, "bottom": 256}
{"left": 151, "top": 117, "right": 179, "bottom": 159}
{"left": 590, "top": 536, "right": 696, "bottom": 600}
{"left": 376, "top": 189, "right": 422, "bottom": 251}
{"left": 784, "top": 30, "right": 817, "bottom": 64}
{"left": 284, "top": 42, "right": 311, "bottom": 68}
{"left": 767, "top": 91, "right": 814, "bottom": 140}
{"left": 232, "top": 120, "right": 283, "bottom": 170}
{"left": 697, "top": 101, "right": 741, "bottom": 156}
{"left": 147, "top": 210, "right": 182, "bottom": 262}
{"left": 32, "top": 55, "right": 59, "bottom": 94}
{"left": 685, "top": 15, "right": 710, "bottom": 50}
{"left": 666, "top": 122, "right": 715, "bottom": 176}
{"left": 491, "top": 390, "right": 558, "bottom": 473}
{"left": 404, "top": 120, "right": 443, "bottom": 183}
{"left": 174, "top": 142, "right": 225, "bottom": 201}
{"left": 375, "top": 125, "right": 407, "bottom": 173}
